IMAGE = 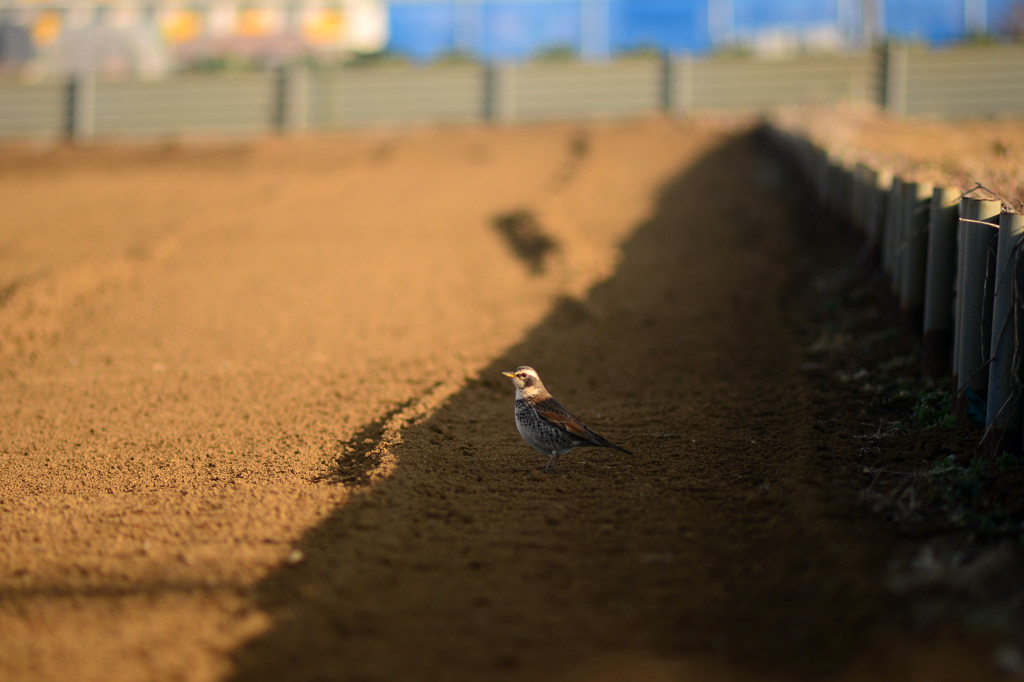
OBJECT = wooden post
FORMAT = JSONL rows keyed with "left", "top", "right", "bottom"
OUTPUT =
{"left": 954, "top": 198, "right": 1001, "bottom": 421}
{"left": 899, "top": 181, "right": 933, "bottom": 334}
{"left": 922, "top": 187, "right": 961, "bottom": 377}
{"left": 985, "top": 211, "right": 1024, "bottom": 455}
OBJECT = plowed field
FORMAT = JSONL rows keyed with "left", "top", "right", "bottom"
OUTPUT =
{"left": 1, "top": 116, "right": 1018, "bottom": 681}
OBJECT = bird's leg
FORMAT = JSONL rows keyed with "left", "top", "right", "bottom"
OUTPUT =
{"left": 544, "top": 452, "right": 558, "bottom": 473}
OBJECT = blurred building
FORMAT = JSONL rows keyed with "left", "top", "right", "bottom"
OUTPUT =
{"left": 0, "top": 0, "right": 386, "bottom": 75}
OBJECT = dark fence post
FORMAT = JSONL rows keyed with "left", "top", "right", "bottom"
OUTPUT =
{"left": 813, "top": 145, "right": 830, "bottom": 207}
{"left": 65, "top": 73, "right": 95, "bottom": 142}
{"left": 863, "top": 167, "right": 891, "bottom": 265}
{"left": 272, "top": 66, "right": 286, "bottom": 133}
{"left": 660, "top": 51, "right": 674, "bottom": 113}
{"left": 826, "top": 156, "right": 846, "bottom": 219}
{"left": 290, "top": 65, "right": 310, "bottom": 133}
{"left": 483, "top": 62, "right": 496, "bottom": 123}
{"left": 273, "top": 65, "right": 311, "bottom": 134}
{"left": 922, "top": 187, "right": 961, "bottom": 377}
{"left": 489, "top": 62, "right": 515, "bottom": 123}
{"left": 985, "top": 211, "right": 1024, "bottom": 455}
{"left": 64, "top": 75, "right": 74, "bottom": 140}
{"left": 898, "top": 181, "right": 932, "bottom": 333}
{"left": 883, "top": 176, "right": 905, "bottom": 318}
{"left": 852, "top": 163, "right": 869, "bottom": 234}
{"left": 954, "top": 197, "right": 1001, "bottom": 423}
{"left": 676, "top": 54, "right": 693, "bottom": 114}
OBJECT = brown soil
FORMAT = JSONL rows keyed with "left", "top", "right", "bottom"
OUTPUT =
{"left": 0, "top": 117, "right": 1015, "bottom": 681}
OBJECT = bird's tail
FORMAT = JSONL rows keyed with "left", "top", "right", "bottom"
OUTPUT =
{"left": 591, "top": 433, "right": 632, "bottom": 455}
{"left": 579, "top": 423, "right": 633, "bottom": 455}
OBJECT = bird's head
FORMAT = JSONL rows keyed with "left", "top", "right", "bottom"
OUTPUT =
{"left": 501, "top": 366, "right": 545, "bottom": 398}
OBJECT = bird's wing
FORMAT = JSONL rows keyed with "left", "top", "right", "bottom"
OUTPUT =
{"left": 532, "top": 398, "right": 608, "bottom": 444}
{"left": 532, "top": 397, "right": 634, "bottom": 454}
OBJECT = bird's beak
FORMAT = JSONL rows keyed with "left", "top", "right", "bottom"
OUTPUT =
{"left": 501, "top": 371, "right": 515, "bottom": 378}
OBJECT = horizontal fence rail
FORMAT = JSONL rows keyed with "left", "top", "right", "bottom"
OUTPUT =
{"left": 767, "top": 126, "right": 1024, "bottom": 458}
{"left": 886, "top": 45, "right": 1024, "bottom": 116}
{"left": 0, "top": 81, "right": 65, "bottom": 140}
{"left": 683, "top": 54, "right": 876, "bottom": 113}
{"left": 311, "top": 66, "right": 486, "bottom": 129}
{"left": 1, "top": 45, "right": 1023, "bottom": 141}
{"left": 495, "top": 59, "right": 663, "bottom": 122}
{"left": 92, "top": 74, "right": 275, "bottom": 138}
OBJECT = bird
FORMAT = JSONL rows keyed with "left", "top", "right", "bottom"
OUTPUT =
{"left": 501, "top": 365, "right": 632, "bottom": 473}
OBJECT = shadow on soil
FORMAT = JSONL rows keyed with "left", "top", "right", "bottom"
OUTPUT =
{"left": 228, "top": 129, "right": 899, "bottom": 681}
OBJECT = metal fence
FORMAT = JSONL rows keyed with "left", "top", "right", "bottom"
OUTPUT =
{"left": 768, "top": 125, "right": 1024, "bottom": 456}
{"left": 2, "top": 44, "right": 1023, "bottom": 141}
{"left": 883, "top": 45, "right": 1024, "bottom": 116}
{"left": 679, "top": 52, "right": 875, "bottom": 113}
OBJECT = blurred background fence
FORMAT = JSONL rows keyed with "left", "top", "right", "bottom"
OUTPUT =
{"left": 2, "top": 44, "right": 1024, "bottom": 141}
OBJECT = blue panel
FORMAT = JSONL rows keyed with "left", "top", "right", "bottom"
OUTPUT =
{"left": 885, "top": 0, "right": 965, "bottom": 44}
{"left": 982, "top": 0, "right": 1020, "bottom": 33}
{"left": 384, "top": 0, "right": 1007, "bottom": 62}
{"left": 481, "top": 1, "right": 581, "bottom": 60}
{"left": 388, "top": 4, "right": 458, "bottom": 60}
{"left": 609, "top": 0, "right": 712, "bottom": 54}
{"left": 733, "top": 0, "right": 838, "bottom": 32}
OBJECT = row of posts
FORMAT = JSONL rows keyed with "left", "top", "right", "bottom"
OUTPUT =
{"left": 768, "top": 127, "right": 1024, "bottom": 457}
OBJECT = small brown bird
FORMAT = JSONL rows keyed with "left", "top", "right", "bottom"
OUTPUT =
{"left": 502, "top": 365, "right": 632, "bottom": 472}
